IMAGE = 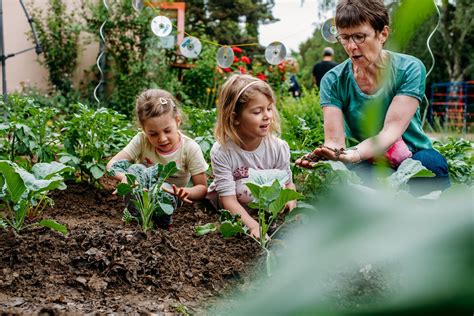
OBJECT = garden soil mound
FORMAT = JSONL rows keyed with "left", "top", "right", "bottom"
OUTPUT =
{"left": 0, "top": 180, "right": 260, "bottom": 314}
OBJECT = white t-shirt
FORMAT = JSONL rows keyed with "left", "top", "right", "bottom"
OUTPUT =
{"left": 209, "top": 136, "right": 293, "bottom": 197}
{"left": 123, "top": 132, "right": 208, "bottom": 187}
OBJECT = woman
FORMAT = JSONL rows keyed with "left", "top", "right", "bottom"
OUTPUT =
{"left": 296, "top": 0, "right": 450, "bottom": 194}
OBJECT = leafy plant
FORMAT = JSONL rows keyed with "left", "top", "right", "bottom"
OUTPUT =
{"left": 196, "top": 180, "right": 303, "bottom": 276}
{"left": 433, "top": 138, "right": 473, "bottom": 184}
{"left": 108, "top": 160, "right": 178, "bottom": 233}
{"left": 0, "top": 160, "right": 72, "bottom": 234}
{"left": 59, "top": 103, "right": 134, "bottom": 184}
{"left": 1, "top": 99, "right": 62, "bottom": 164}
{"left": 195, "top": 210, "right": 247, "bottom": 237}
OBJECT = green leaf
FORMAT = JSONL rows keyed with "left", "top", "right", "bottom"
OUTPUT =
{"left": 31, "top": 161, "right": 74, "bottom": 179}
{"left": 0, "top": 218, "right": 7, "bottom": 230}
{"left": 245, "top": 182, "right": 262, "bottom": 200}
{"left": 195, "top": 223, "right": 217, "bottom": 236}
{"left": 116, "top": 183, "right": 132, "bottom": 196}
{"left": 385, "top": 158, "right": 435, "bottom": 189}
{"left": 158, "top": 201, "right": 174, "bottom": 215}
{"left": 220, "top": 220, "right": 246, "bottom": 238}
{"left": 269, "top": 189, "right": 304, "bottom": 217}
{"left": 38, "top": 219, "right": 68, "bottom": 235}
{"left": 122, "top": 208, "right": 135, "bottom": 223}
{"left": 18, "top": 169, "right": 65, "bottom": 196}
{"left": 260, "top": 180, "right": 283, "bottom": 203}
{"left": 90, "top": 164, "right": 105, "bottom": 179}
{"left": 0, "top": 160, "right": 27, "bottom": 203}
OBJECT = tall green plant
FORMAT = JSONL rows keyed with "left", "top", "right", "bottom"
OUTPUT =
{"left": 59, "top": 103, "right": 134, "bottom": 184}
{"left": 28, "top": 0, "right": 81, "bottom": 95}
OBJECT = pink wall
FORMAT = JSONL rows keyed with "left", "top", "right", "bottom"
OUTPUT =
{"left": 1, "top": 0, "right": 98, "bottom": 93}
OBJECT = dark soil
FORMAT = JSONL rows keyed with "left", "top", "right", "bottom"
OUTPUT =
{"left": 0, "top": 179, "right": 261, "bottom": 314}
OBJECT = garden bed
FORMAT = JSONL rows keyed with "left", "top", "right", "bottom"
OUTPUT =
{"left": 0, "top": 180, "right": 260, "bottom": 314}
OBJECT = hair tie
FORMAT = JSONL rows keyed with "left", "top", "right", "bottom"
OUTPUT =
{"left": 235, "top": 80, "right": 260, "bottom": 102}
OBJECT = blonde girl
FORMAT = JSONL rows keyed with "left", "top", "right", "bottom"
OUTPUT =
{"left": 107, "top": 89, "right": 208, "bottom": 227}
{"left": 208, "top": 74, "right": 297, "bottom": 238}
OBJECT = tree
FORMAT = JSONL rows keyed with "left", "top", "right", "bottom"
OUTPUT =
{"left": 437, "top": 0, "right": 473, "bottom": 82}
{"left": 184, "top": 0, "right": 277, "bottom": 50}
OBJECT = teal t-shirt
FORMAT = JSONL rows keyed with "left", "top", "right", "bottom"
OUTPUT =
{"left": 320, "top": 51, "right": 432, "bottom": 152}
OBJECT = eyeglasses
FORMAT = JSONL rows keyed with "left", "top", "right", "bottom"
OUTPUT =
{"left": 336, "top": 33, "right": 370, "bottom": 45}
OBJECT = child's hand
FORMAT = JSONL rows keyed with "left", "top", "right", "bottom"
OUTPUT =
{"left": 285, "top": 200, "right": 297, "bottom": 212}
{"left": 162, "top": 184, "right": 192, "bottom": 204}
{"left": 249, "top": 225, "right": 269, "bottom": 241}
{"left": 112, "top": 177, "right": 129, "bottom": 195}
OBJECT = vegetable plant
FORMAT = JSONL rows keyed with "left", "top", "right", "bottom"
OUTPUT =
{"left": 196, "top": 180, "right": 303, "bottom": 276}
{"left": 0, "top": 160, "right": 72, "bottom": 234}
{"left": 59, "top": 104, "right": 134, "bottom": 184}
{"left": 433, "top": 138, "right": 473, "bottom": 184}
{"left": 108, "top": 160, "right": 178, "bottom": 233}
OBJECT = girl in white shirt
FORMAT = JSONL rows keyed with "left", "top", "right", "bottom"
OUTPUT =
{"left": 208, "top": 74, "right": 297, "bottom": 239}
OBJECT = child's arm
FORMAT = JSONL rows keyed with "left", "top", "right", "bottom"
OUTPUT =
{"left": 106, "top": 150, "right": 133, "bottom": 182}
{"left": 220, "top": 195, "right": 261, "bottom": 239}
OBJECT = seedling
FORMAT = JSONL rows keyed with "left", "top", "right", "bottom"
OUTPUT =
{"left": 108, "top": 160, "right": 178, "bottom": 233}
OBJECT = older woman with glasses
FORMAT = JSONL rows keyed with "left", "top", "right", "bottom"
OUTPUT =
{"left": 296, "top": 0, "right": 450, "bottom": 194}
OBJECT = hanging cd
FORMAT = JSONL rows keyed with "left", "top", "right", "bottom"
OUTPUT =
{"left": 321, "top": 17, "right": 338, "bottom": 43}
{"left": 179, "top": 37, "right": 202, "bottom": 59}
{"left": 151, "top": 16, "right": 172, "bottom": 37}
{"left": 216, "top": 46, "right": 234, "bottom": 68}
{"left": 265, "top": 42, "right": 287, "bottom": 65}
{"left": 132, "top": 0, "right": 144, "bottom": 12}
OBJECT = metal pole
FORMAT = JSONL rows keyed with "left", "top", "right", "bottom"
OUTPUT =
{"left": 0, "top": 0, "right": 7, "bottom": 104}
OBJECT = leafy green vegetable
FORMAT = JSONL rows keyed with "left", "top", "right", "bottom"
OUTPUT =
{"left": 0, "top": 160, "right": 71, "bottom": 234}
{"left": 109, "top": 160, "right": 178, "bottom": 232}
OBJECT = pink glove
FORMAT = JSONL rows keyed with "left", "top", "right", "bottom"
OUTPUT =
{"left": 385, "top": 137, "right": 412, "bottom": 167}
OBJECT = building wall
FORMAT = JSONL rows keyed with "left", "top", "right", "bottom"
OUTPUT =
{"left": 1, "top": 0, "right": 98, "bottom": 93}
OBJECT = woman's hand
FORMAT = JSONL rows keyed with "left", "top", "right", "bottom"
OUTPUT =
{"left": 336, "top": 148, "right": 362, "bottom": 164}
{"left": 296, "top": 146, "right": 361, "bottom": 167}
{"left": 162, "top": 184, "right": 192, "bottom": 204}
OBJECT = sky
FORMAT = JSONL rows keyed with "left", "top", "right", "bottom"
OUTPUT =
{"left": 259, "top": 0, "right": 332, "bottom": 52}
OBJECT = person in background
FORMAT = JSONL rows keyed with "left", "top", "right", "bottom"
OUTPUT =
{"left": 106, "top": 89, "right": 208, "bottom": 228}
{"left": 208, "top": 74, "right": 298, "bottom": 239}
{"left": 285, "top": 57, "right": 302, "bottom": 98}
{"left": 297, "top": 0, "right": 450, "bottom": 195}
{"left": 312, "top": 47, "right": 338, "bottom": 88}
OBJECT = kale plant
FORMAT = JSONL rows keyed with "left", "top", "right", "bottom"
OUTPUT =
{"left": 108, "top": 160, "right": 178, "bottom": 232}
